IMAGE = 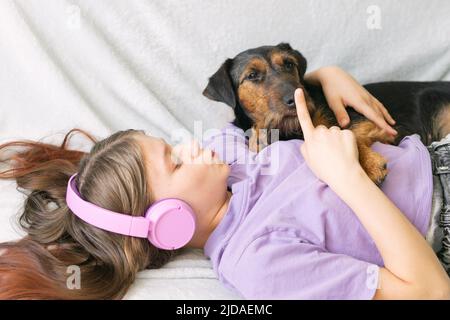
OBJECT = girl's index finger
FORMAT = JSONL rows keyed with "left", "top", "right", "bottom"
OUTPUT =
{"left": 295, "top": 88, "right": 314, "bottom": 140}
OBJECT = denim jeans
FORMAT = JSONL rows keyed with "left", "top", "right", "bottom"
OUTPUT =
{"left": 426, "top": 133, "right": 450, "bottom": 276}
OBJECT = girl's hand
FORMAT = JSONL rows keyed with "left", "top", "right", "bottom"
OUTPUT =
{"left": 295, "top": 88, "right": 365, "bottom": 190}
{"left": 305, "top": 66, "right": 398, "bottom": 137}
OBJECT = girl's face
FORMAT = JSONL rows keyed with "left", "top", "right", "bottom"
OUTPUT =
{"left": 136, "top": 133, "right": 230, "bottom": 225}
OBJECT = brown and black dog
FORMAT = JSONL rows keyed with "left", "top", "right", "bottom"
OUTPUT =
{"left": 203, "top": 43, "right": 450, "bottom": 185}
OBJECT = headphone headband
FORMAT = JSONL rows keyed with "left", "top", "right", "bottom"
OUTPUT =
{"left": 66, "top": 174, "right": 150, "bottom": 237}
{"left": 65, "top": 174, "right": 196, "bottom": 250}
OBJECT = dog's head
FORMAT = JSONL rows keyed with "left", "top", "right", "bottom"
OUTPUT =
{"left": 203, "top": 43, "right": 315, "bottom": 139}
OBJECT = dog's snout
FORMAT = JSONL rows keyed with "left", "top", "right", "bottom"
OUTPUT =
{"left": 284, "top": 95, "right": 295, "bottom": 108}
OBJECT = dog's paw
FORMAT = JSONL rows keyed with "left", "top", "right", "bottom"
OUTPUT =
{"left": 362, "top": 152, "right": 388, "bottom": 187}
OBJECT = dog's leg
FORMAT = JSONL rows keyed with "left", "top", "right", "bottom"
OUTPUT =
{"left": 310, "top": 109, "right": 392, "bottom": 186}
{"left": 350, "top": 120, "right": 395, "bottom": 186}
{"left": 249, "top": 114, "right": 282, "bottom": 153}
{"left": 249, "top": 125, "right": 269, "bottom": 153}
{"left": 356, "top": 142, "right": 388, "bottom": 186}
{"left": 433, "top": 103, "right": 450, "bottom": 140}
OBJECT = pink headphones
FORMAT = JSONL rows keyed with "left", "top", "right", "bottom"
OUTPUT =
{"left": 65, "top": 174, "right": 196, "bottom": 250}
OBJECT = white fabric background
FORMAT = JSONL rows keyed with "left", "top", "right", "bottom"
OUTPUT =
{"left": 0, "top": 0, "right": 449, "bottom": 299}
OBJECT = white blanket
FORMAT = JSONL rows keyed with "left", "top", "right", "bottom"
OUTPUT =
{"left": 0, "top": 0, "right": 449, "bottom": 299}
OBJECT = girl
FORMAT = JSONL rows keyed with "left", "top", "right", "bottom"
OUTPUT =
{"left": 0, "top": 67, "right": 449, "bottom": 300}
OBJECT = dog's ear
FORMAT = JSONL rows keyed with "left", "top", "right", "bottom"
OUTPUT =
{"left": 203, "top": 59, "right": 236, "bottom": 109}
{"left": 291, "top": 49, "right": 307, "bottom": 79}
{"left": 276, "top": 42, "right": 307, "bottom": 79}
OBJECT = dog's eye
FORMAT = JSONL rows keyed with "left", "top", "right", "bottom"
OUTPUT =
{"left": 284, "top": 61, "right": 295, "bottom": 70}
{"left": 246, "top": 71, "right": 259, "bottom": 81}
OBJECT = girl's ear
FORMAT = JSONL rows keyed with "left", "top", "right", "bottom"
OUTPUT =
{"left": 203, "top": 59, "right": 236, "bottom": 109}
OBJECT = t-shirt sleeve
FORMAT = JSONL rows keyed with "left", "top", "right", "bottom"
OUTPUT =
{"left": 227, "top": 232, "right": 380, "bottom": 300}
{"left": 201, "top": 122, "right": 256, "bottom": 186}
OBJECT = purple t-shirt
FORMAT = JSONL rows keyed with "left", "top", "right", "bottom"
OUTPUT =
{"left": 201, "top": 122, "right": 433, "bottom": 300}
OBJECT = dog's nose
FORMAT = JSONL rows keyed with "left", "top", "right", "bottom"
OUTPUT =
{"left": 284, "top": 96, "right": 295, "bottom": 108}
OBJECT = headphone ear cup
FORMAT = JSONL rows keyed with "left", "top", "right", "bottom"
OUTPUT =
{"left": 145, "top": 199, "right": 196, "bottom": 250}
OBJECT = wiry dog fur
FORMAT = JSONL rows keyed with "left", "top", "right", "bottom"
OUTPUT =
{"left": 203, "top": 43, "right": 450, "bottom": 185}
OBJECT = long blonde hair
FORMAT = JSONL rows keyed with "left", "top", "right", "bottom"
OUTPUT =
{"left": 0, "top": 128, "right": 180, "bottom": 299}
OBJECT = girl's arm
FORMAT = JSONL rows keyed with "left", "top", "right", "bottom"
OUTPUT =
{"left": 295, "top": 88, "right": 450, "bottom": 299}
{"left": 304, "top": 66, "right": 398, "bottom": 137}
{"left": 339, "top": 168, "right": 450, "bottom": 299}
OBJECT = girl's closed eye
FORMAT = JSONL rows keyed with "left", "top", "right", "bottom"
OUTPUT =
{"left": 168, "top": 144, "right": 183, "bottom": 170}
{"left": 172, "top": 154, "right": 182, "bottom": 169}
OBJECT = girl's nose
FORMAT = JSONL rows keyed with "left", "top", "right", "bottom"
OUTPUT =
{"left": 173, "top": 139, "right": 201, "bottom": 163}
